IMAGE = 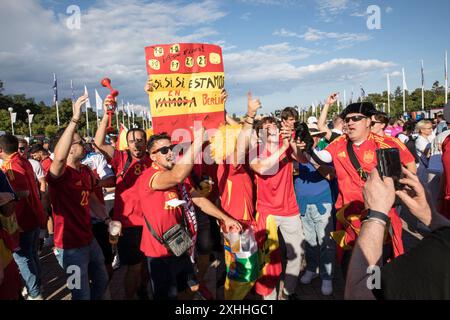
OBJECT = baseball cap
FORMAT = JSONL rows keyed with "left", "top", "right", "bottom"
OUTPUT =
{"left": 307, "top": 116, "right": 318, "bottom": 125}
{"left": 307, "top": 123, "right": 326, "bottom": 137}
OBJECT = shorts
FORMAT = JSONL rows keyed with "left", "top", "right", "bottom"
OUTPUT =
{"left": 92, "top": 222, "right": 113, "bottom": 265}
{"left": 117, "top": 226, "right": 144, "bottom": 266}
{"left": 147, "top": 254, "right": 198, "bottom": 300}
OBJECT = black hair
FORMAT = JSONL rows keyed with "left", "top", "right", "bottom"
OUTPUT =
{"left": 402, "top": 120, "right": 416, "bottom": 134}
{"left": 281, "top": 107, "right": 299, "bottom": 121}
{"left": 126, "top": 128, "right": 147, "bottom": 143}
{"left": 147, "top": 132, "right": 171, "bottom": 151}
{"left": 29, "top": 144, "right": 47, "bottom": 154}
{"left": 0, "top": 134, "right": 19, "bottom": 154}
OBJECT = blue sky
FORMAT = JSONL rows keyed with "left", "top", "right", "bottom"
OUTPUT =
{"left": 0, "top": 0, "right": 449, "bottom": 116}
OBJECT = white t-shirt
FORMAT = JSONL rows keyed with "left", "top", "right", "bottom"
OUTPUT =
{"left": 29, "top": 158, "right": 45, "bottom": 180}
{"left": 82, "top": 152, "right": 114, "bottom": 180}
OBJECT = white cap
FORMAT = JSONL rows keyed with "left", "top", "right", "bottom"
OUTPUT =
{"left": 307, "top": 116, "right": 318, "bottom": 125}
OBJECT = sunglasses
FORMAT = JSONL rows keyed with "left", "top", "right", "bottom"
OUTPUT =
{"left": 152, "top": 144, "right": 175, "bottom": 155}
{"left": 344, "top": 115, "right": 367, "bottom": 124}
{"left": 18, "top": 147, "right": 26, "bottom": 152}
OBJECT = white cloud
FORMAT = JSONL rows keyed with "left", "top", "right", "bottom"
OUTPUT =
{"left": 386, "top": 6, "right": 394, "bottom": 14}
{"left": 238, "top": 0, "right": 300, "bottom": 6}
{"left": 389, "top": 71, "right": 402, "bottom": 77}
{"left": 273, "top": 27, "right": 371, "bottom": 49}
{"left": 0, "top": 0, "right": 227, "bottom": 105}
{"left": 315, "top": 0, "right": 350, "bottom": 21}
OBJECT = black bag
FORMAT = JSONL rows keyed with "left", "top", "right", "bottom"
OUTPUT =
{"left": 144, "top": 207, "right": 193, "bottom": 257}
{"left": 405, "top": 136, "right": 420, "bottom": 164}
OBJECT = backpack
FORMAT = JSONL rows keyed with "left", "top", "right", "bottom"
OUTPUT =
{"left": 405, "top": 136, "right": 420, "bottom": 164}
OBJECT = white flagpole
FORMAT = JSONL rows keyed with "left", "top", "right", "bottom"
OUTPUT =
{"left": 402, "top": 68, "right": 407, "bottom": 114}
{"left": 121, "top": 100, "right": 125, "bottom": 125}
{"left": 127, "top": 103, "right": 131, "bottom": 129}
{"left": 84, "top": 85, "right": 90, "bottom": 137}
{"left": 421, "top": 60, "right": 425, "bottom": 111}
{"left": 446, "top": 50, "right": 448, "bottom": 104}
{"left": 387, "top": 73, "right": 391, "bottom": 115}
{"left": 343, "top": 90, "right": 346, "bottom": 107}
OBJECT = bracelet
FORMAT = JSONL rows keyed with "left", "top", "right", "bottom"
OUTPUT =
{"left": 71, "top": 118, "right": 79, "bottom": 124}
{"left": 245, "top": 120, "right": 254, "bottom": 125}
{"left": 246, "top": 113, "right": 256, "bottom": 119}
{"left": 361, "top": 218, "right": 387, "bottom": 228}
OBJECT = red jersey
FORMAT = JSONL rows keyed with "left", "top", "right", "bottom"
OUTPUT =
{"left": 217, "top": 164, "right": 254, "bottom": 222}
{"left": 441, "top": 136, "right": 450, "bottom": 219}
{"left": 138, "top": 163, "right": 190, "bottom": 258}
{"left": 254, "top": 146, "right": 299, "bottom": 216}
{"left": 40, "top": 157, "right": 52, "bottom": 175}
{"left": 110, "top": 150, "right": 151, "bottom": 228}
{"left": 326, "top": 133, "right": 415, "bottom": 209}
{"left": 47, "top": 165, "right": 94, "bottom": 249}
{"left": 2, "top": 153, "right": 46, "bottom": 231}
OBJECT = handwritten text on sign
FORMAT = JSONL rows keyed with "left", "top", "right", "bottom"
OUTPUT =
{"left": 145, "top": 43, "right": 225, "bottom": 134}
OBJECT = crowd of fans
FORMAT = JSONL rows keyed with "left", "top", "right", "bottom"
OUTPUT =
{"left": 0, "top": 82, "right": 449, "bottom": 301}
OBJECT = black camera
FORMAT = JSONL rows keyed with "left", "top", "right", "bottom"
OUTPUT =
{"left": 376, "top": 148, "right": 403, "bottom": 190}
{"left": 294, "top": 122, "right": 314, "bottom": 153}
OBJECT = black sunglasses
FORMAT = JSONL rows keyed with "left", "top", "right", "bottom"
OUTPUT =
{"left": 152, "top": 144, "right": 175, "bottom": 155}
{"left": 344, "top": 115, "right": 367, "bottom": 124}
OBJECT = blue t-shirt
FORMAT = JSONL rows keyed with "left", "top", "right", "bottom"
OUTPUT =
{"left": 294, "top": 162, "right": 333, "bottom": 216}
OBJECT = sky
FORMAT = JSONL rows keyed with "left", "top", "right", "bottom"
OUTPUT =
{"left": 0, "top": 0, "right": 449, "bottom": 116}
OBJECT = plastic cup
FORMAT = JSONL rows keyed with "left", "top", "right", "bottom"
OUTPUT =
{"left": 108, "top": 221, "right": 122, "bottom": 245}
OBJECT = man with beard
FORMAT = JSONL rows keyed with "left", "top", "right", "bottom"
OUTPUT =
{"left": 139, "top": 129, "right": 242, "bottom": 300}
{"left": 95, "top": 98, "right": 151, "bottom": 299}
{"left": 48, "top": 94, "right": 109, "bottom": 300}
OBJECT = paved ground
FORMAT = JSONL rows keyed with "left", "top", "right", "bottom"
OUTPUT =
{"left": 38, "top": 217, "right": 423, "bottom": 301}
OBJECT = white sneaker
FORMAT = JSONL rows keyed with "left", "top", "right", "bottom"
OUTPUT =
{"left": 21, "top": 287, "right": 28, "bottom": 299}
{"left": 112, "top": 254, "right": 120, "bottom": 270}
{"left": 27, "top": 294, "right": 43, "bottom": 300}
{"left": 300, "top": 270, "right": 318, "bottom": 284}
{"left": 321, "top": 280, "right": 333, "bottom": 296}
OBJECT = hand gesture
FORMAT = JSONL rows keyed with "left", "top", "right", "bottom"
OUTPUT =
{"left": 395, "top": 167, "right": 433, "bottom": 225}
{"left": 326, "top": 93, "right": 339, "bottom": 106}
{"left": 247, "top": 92, "right": 261, "bottom": 118}
{"left": 222, "top": 216, "right": 242, "bottom": 233}
{"left": 73, "top": 93, "right": 89, "bottom": 121}
{"left": 103, "top": 95, "right": 116, "bottom": 113}
{"left": 221, "top": 88, "right": 228, "bottom": 105}
{"left": 144, "top": 78, "right": 155, "bottom": 94}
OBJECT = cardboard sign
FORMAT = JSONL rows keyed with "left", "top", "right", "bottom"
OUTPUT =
{"left": 145, "top": 43, "right": 225, "bottom": 136}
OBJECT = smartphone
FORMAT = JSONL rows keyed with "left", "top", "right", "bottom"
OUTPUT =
{"left": 376, "top": 148, "right": 403, "bottom": 190}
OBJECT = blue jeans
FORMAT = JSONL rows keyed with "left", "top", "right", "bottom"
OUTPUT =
{"left": 13, "top": 228, "right": 41, "bottom": 298}
{"left": 301, "top": 204, "right": 335, "bottom": 281}
{"left": 54, "top": 239, "right": 108, "bottom": 300}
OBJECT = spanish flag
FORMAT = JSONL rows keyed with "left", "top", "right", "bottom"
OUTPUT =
{"left": 254, "top": 213, "right": 282, "bottom": 297}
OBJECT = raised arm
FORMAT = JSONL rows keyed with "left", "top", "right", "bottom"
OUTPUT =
{"left": 94, "top": 97, "right": 115, "bottom": 159}
{"left": 50, "top": 94, "right": 88, "bottom": 179}
{"left": 250, "top": 136, "right": 290, "bottom": 175}
{"left": 151, "top": 127, "right": 204, "bottom": 190}
{"left": 318, "top": 93, "right": 338, "bottom": 141}
{"left": 235, "top": 92, "right": 261, "bottom": 165}
{"left": 345, "top": 169, "right": 395, "bottom": 300}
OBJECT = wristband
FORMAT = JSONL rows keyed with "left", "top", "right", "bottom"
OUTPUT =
{"left": 246, "top": 113, "right": 256, "bottom": 119}
{"left": 71, "top": 118, "right": 80, "bottom": 125}
{"left": 361, "top": 209, "right": 390, "bottom": 225}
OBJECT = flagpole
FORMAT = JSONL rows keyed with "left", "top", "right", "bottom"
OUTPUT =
{"left": 53, "top": 74, "right": 60, "bottom": 127}
{"left": 56, "top": 101, "right": 60, "bottom": 127}
{"left": 402, "top": 68, "right": 407, "bottom": 114}
{"left": 421, "top": 60, "right": 425, "bottom": 111}
{"left": 387, "top": 74, "right": 391, "bottom": 115}
{"left": 343, "top": 90, "right": 346, "bottom": 107}
{"left": 446, "top": 50, "right": 448, "bottom": 105}
{"left": 121, "top": 100, "right": 125, "bottom": 125}
{"left": 115, "top": 110, "right": 119, "bottom": 132}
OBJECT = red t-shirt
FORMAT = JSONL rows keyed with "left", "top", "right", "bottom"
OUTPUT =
{"left": 253, "top": 145, "right": 299, "bottom": 216}
{"left": 217, "top": 164, "right": 254, "bottom": 222}
{"left": 138, "top": 163, "right": 190, "bottom": 258}
{"left": 47, "top": 165, "right": 94, "bottom": 249}
{"left": 2, "top": 153, "right": 46, "bottom": 231}
{"left": 441, "top": 136, "right": 450, "bottom": 218}
{"left": 40, "top": 157, "right": 52, "bottom": 175}
{"left": 110, "top": 150, "right": 151, "bottom": 228}
{"left": 326, "top": 133, "right": 416, "bottom": 210}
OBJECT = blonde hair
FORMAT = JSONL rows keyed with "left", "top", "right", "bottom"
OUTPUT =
{"left": 209, "top": 124, "right": 242, "bottom": 164}
{"left": 415, "top": 120, "right": 432, "bottom": 134}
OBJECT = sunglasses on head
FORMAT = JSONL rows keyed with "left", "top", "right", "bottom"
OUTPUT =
{"left": 152, "top": 144, "right": 175, "bottom": 155}
{"left": 344, "top": 115, "right": 367, "bottom": 124}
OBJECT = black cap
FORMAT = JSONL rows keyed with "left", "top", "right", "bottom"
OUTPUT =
{"left": 340, "top": 102, "right": 377, "bottom": 119}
